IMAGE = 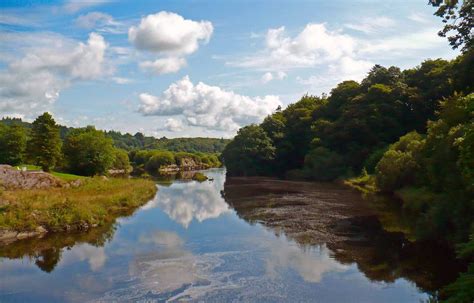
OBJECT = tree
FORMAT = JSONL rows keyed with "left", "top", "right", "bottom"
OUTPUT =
{"left": 26, "top": 113, "right": 62, "bottom": 172}
{"left": 63, "top": 126, "right": 115, "bottom": 176}
{"left": 0, "top": 123, "right": 27, "bottom": 165}
{"left": 375, "top": 132, "right": 425, "bottom": 192}
{"left": 112, "top": 148, "right": 132, "bottom": 172}
{"left": 222, "top": 125, "right": 275, "bottom": 176}
{"left": 145, "top": 151, "right": 175, "bottom": 174}
{"left": 429, "top": 0, "right": 473, "bottom": 52}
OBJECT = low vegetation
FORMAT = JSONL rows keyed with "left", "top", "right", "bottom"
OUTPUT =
{"left": 129, "top": 149, "right": 221, "bottom": 176}
{"left": 0, "top": 177, "right": 157, "bottom": 232}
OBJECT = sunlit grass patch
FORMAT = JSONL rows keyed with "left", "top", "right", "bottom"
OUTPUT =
{"left": 0, "top": 177, "right": 157, "bottom": 232}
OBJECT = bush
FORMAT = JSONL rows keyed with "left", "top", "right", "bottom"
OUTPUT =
{"left": 375, "top": 132, "right": 424, "bottom": 192}
{"left": 145, "top": 151, "right": 175, "bottom": 173}
{"left": 303, "top": 147, "right": 346, "bottom": 181}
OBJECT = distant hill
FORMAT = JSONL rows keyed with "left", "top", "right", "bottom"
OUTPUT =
{"left": 0, "top": 118, "right": 230, "bottom": 153}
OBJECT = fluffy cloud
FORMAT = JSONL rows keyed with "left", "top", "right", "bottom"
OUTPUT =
{"left": 164, "top": 118, "right": 184, "bottom": 132}
{"left": 139, "top": 57, "right": 186, "bottom": 75}
{"left": 129, "top": 11, "right": 213, "bottom": 54}
{"left": 0, "top": 32, "right": 110, "bottom": 117}
{"left": 138, "top": 76, "right": 281, "bottom": 132}
{"left": 129, "top": 11, "right": 213, "bottom": 74}
{"left": 230, "top": 23, "right": 356, "bottom": 70}
{"left": 261, "top": 71, "right": 287, "bottom": 83}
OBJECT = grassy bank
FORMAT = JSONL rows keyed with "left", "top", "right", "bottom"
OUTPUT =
{"left": 0, "top": 177, "right": 157, "bottom": 232}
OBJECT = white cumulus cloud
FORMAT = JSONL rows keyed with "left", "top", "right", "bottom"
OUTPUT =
{"left": 129, "top": 11, "right": 213, "bottom": 74}
{"left": 164, "top": 118, "right": 184, "bottom": 132}
{"left": 129, "top": 11, "right": 213, "bottom": 54}
{"left": 261, "top": 71, "right": 287, "bottom": 84}
{"left": 0, "top": 32, "right": 110, "bottom": 117}
{"left": 138, "top": 76, "right": 281, "bottom": 132}
{"left": 139, "top": 57, "right": 187, "bottom": 75}
{"left": 229, "top": 23, "right": 356, "bottom": 70}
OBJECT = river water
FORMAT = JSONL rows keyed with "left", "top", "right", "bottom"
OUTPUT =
{"left": 0, "top": 168, "right": 458, "bottom": 302}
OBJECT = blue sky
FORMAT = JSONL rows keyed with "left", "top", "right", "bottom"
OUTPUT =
{"left": 0, "top": 0, "right": 458, "bottom": 137}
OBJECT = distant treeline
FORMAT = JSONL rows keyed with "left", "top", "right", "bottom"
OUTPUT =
{"left": 0, "top": 114, "right": 224, "bottom": 177}
{"left": 129, "top": 149, "right": 221, "bottom": 176}
{"left": 0, "top": 118, "right": 230, "bottom": 154}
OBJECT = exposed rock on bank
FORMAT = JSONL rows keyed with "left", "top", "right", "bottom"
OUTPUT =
{"left": 0, "top": 165, "right": 63, "bottom": 189}
{"left": 158, "top": 157, "right": 209, "bottom": 173}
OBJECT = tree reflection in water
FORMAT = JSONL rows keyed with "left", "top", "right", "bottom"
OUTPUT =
{"left": 223, "top": 176, "right": 466, "bottom": 295}
{"left": 0, "top": 221, "right": 116, "bottom": 273}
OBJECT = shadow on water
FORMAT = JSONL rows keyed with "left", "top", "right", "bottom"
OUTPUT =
{"left": 222, "top": 175, "right": 465, "bottom": 294}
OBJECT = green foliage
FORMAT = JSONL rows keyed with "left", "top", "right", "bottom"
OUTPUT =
{"left": 223, "top": 51, "right": 472, "bottom": 183}
{"left": 112, "top": 148, "right": 131, "bottom": 172}
{"left": 429, "top": 0, "right": 473, "bottom": 52}
{"left": 26, "top": 113, "right": 62, "bottom": 172}
{"left": 441, "top": 232, "right": 474, "bottom": 303}
{"left": 222, "top": 124, "right": 275, "bottom": 176}
{"left": 0, "top": 123, "right": 27, "bottom": 165}
{"left": 145, "top": 151, "right": 175, "bottom": 173}
{"left": 63, "top": 126, "right": 115, "bottom": 176}
{"left": 375, "top": 132, "right": 425, "bottom": 192}
{"left": 303, "top": 147, "right": 346, "bottom": 181}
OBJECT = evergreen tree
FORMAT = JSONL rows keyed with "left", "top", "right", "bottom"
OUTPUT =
{"left": 0, "top": 123, "right": 27, "bottom": 165}
{"left": 26, "top": 112, "right": 62, "bottom": 172}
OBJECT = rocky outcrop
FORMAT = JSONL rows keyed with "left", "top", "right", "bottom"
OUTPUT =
{"left": 158, "top": 157, "right": 208, "bottom": 173}
{"left": 0, "top": 165, "right": 63, "bottom": 190}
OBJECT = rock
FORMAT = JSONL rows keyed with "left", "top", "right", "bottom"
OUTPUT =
{"left": 0, "top": 165, "right": 63, "bottom": 190}
{"left": 0, "top": 230, "right": 18, "bottom": 241}
{"left": 70, "top": 179, "right": 83, "bottom": 187}
{"left": 36, "top": 226, "right": 47, "bottom": 234}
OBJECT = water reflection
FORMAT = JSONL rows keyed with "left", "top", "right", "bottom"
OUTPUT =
{"left": 144, "top": 169, "right": 230, "bottom": 228}
{"left": 0, "top": 169, "right": 455, "bottom": 302}
{"left": 0, "top": 222, "right": 115, "bottom": 273}
{"left": 223, "top": 176, "right": 464, "bottom": 295}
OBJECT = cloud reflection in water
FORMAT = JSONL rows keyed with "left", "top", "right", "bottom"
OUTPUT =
{"left": 142, "top": 171, "right": 230, "bottom": 228}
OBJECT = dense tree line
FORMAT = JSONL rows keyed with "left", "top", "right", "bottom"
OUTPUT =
{"left": 129, "top": 149, "right": 221, "bottom": 176}
{"left": 223, "top": 50, "right": 473, "bottom": 179}
{"left": 1, "top": 118, "right": 229, "bottom": 154}
{"left": 0, "top": 114, "right": 224, "bottom": 177}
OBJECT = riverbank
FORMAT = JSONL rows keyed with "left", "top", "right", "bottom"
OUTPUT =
{"left": 0, "top": 175, "right": 157, "bottom": 244}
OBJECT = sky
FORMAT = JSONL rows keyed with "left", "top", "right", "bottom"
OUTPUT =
{"left": 0, "top": 0, "right": 459, "bottom": 138}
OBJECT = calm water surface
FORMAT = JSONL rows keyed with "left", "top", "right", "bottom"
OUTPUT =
{"left": 0, "top": 169, "right": 435, "bottom": 302}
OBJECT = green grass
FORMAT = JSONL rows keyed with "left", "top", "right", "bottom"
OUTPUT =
{"left": 0, "top": 177, "right": 157, "bottom": 232}
{"left": 14, "top": 164, "right": 85, "bottom": 181}
{"left": 50, "top": 172, "right": 85, "bottom": 181}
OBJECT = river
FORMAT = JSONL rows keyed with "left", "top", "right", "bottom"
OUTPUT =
{"left": 0, "top": 168, "right": 461, "bottom": 302}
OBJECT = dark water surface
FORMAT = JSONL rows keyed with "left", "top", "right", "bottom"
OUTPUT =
{"left": 0, "top": 169, "right": 458, "bottom": 302}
